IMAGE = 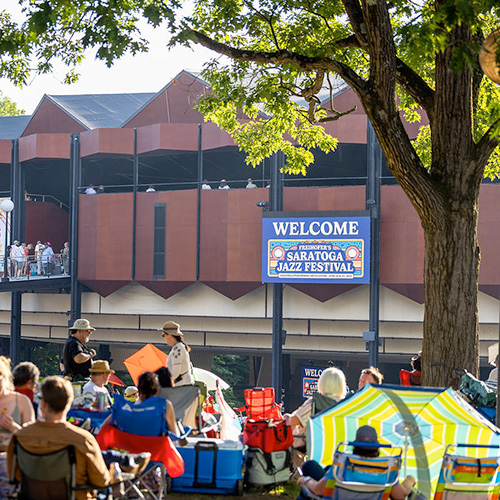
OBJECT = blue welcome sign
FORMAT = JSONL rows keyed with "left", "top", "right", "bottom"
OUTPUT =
{"left": 301, "top": 366, "right": 327, "bottom": 399}
{"left": 262, "top": 211, "right": 370, "bottom": 284}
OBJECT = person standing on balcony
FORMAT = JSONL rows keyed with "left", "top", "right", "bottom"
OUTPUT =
{"left": 201, "top": 179, "right": 211, "bottom": 190}
{"left": 41, "top": 242, "right": 54, "bottom": 275}
{"left": 85, "top": 185, "right": 97, "bottom": 195}
{"left": 63, "top": 319, "right": 97, "bottom": 381}
{"left": 62, "top": 241, "right": 70, "bottom": 275}
{"left": 218, "top": 179, "right": 230, "bottom": 190}
{"left": 158, "top": 321, "right": 194, "bottom": 386}
{"left": 34, "top": 241, "right": 44, "bottom": 275}
{"left": 246, "top": 178, "right": 257, "bottom": 188}
{"left": 10, "top": 241, "right": 23, "bottom": 278}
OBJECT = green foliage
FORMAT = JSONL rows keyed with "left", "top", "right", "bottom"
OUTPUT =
{"left": 212, "top": 354, "right": 249, "bottom": 408}
{"left": 28, "top": 342, "right": 61, "bottom": 377}
{"left": 0, "top": 91, "right": 24, "bottom": 116}
{"left": 0, "top": 1, "right": 178, "bottom": 85}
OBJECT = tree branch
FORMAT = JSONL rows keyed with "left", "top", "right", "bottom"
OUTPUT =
{"left": 474, "top": 119, "right": 500, "bottom": 167}
{"left": 361, "top": 0, "right": 397, "bottom": 107}
{"left": 336, "top": 34, "right": 435, "bottom": 116}
{"left": 395, "top": 58, "right": 434, "bottom": 120}
{"left": 188, "top": 29, "right": 369, "bottom": 95}
{"left": 340, "top": 0, "right": 367, "bottom": 47}
{"left": 242, "top": 0, "right": 280, "bottom": 50}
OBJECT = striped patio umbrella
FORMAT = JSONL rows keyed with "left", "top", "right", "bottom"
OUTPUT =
{"left": 308, "top": 384, "right": 500, "bottom": 498}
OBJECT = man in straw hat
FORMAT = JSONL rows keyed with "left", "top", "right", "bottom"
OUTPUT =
{"left": 63, "top": 318, "right": 97, "bottom": 380}
{"left": 83, "top": 360, "right": 114, "bottom": 403}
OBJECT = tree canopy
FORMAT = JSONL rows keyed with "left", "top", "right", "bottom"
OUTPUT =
{"left": 3, "top": 0, "right": 500, "bottom": 385}
{"left": 0, "top": 91, "right": 24, "bottom": 116}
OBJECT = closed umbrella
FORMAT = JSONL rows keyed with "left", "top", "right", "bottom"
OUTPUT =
{"left": 308, "top": 384, "right": 500, "bottom": 498}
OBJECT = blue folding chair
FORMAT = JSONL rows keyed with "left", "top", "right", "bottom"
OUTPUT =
{"left": 313, "top": 441, "right": 403, "bottom": 500}
{"left": 434, "top": 444, "right": 500, "bottom": 500}
{"left": 99, "top": 395, "right": 188, "bottom": 500}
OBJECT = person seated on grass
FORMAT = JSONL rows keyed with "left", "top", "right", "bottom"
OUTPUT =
{"left": 296, "top": 425, "right": 416, "bottom": 500}
{"left": 82, "top": 360, "right": 114, "bottom": 404}
{"left": 358, "top": 366, "right": 384, "bottom": 389}
{"left": 8, "top": 376, "right": 111, "bottom": 500}
{"left": 101, "top": 371, "right": 179, "bottom": 437}
{"left": 12, "top": 361, "right": 40, "bottom": 411}
{"left": 285, "top": 367, "right": 347, "bottom": 451}
{"left": 8, "top": 376, "right": 150, "bottom": 500}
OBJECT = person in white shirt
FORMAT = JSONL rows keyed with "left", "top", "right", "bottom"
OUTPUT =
{"left": 218, "top": 179, "right": 230, "bottom": 190}
{"left": 201, "top": 180, "right": 211, "bottom": 190}
{"left": 85, "top": 185, "right": 97, "bottom": 195}
{"left": 158, "top": 321, "right": 194, "bottom": 386}
{"left": 146, "top": 185, "right": 156, "bottom": 192}
{"left": 246, "top": 178, "right": 257, "bottom": 188}
{"left": 82, "top": 360, "right": 114, "bottom": 404}
{"left": 34, "top": 241, "right": 44, "bottom": 275}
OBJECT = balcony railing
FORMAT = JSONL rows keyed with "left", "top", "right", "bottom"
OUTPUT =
{"left": 0, "top": 252, "right": 69, "bottom": 281}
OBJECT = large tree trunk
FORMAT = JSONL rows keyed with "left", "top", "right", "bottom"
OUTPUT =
{"left": 421, "top": 200, "right": 480, "bottom": 387}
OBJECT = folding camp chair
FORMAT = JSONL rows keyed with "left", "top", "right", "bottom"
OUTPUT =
{"left": 96, "top": 395, "right": 186, "bottom": 500}
{"left": 434, "top": 444, "right": 500, "bottom": 500}
{"left": 302, "top": 441, "right": 403, "bottom": 500}
{"left": 399, "top": 369, "right": 421, "bottom": 386}
{"left": 158, "top": 385, "right": 202, "bottom": 432}
{"left": 9, "top": 435, "right": 113, "bottom": 500}
{"left": 235, "top": 387, "right": 283, "bottom": 421}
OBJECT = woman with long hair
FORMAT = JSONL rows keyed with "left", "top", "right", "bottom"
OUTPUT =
{"left": 0, "top": 356, "right": 35, "bottom": 495}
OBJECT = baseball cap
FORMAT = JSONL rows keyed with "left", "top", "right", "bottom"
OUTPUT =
{"left": 355, "top": 425, "right": 379, "bottom": 443}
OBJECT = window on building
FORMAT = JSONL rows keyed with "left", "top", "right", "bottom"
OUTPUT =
{"left": 153, "top": 203, "right": 166, "bottom": 278}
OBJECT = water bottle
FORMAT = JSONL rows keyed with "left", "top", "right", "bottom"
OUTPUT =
{"left": 96, "top": 392, "right": 106, "bottom": 411}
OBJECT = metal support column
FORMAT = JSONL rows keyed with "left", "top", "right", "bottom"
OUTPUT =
{"left": 271, "top": 151, "right": 284, "bottom": 402}
{"left": 196, "top": 124, "right": 203, "bottom": 281}
{"left": 10, "top": 139, "right": 22, "bottom": 364}
{"left": 132, "top": 129, "right": 138, "bottom": 281}
{"left": 366, "top": 120, "right": 382, "bottom": 367}
{"left": 69, "top": 134, "right": 82, "bottom": 322}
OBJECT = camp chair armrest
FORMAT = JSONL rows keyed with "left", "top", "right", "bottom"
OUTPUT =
{"left": 72, "top": 483, "right": 113, "bottom": 492}
{"left": 169, "top": 425, "right": 192, "bottom": 442}
{"left": 300, "top": 484, "right": 323, "bottom": 500}
{"left": 443, "top": 479, "right": 500, "bottom": 488}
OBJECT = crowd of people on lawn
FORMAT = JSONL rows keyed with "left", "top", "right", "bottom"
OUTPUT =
{"left": 0, "top": 318, "right": 192, "bottom": 498}
{"left": 0, "top": 315, "right": 427, "bottom": 499}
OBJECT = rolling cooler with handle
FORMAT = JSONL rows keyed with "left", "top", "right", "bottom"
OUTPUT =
{"left": 171, "top": 437, "right": 244, "bottom": 495}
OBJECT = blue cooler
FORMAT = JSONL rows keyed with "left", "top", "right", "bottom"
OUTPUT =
{"left": 171, "top": 437, "right": 244, "bottom": 495}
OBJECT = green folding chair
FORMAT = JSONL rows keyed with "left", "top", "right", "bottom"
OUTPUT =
{"left": 9, "top": 436, "right": 112, "bottom": 500}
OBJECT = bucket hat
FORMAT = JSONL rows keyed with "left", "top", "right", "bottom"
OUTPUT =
{"left": 158, "top": 321, "right": 183, "bottom": 337}
{"left": 69, "top": 318, "right": 96, "bottom": 332}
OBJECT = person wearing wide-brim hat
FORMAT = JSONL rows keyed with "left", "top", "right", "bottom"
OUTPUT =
{"left": 158, "top": 321, "right": 194, "bottom": 386}
{"left": 82, "top": 360, "right": 114, "bottom": 403}
{"left": 62, "top": 318, "right": 97, "bottom": 381}
{"left": 124, "top": 385, "right": 139, "bottom": 403}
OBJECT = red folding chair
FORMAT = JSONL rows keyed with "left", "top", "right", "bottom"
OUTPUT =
{"left": 97, "top": 424, "right": 184, "bottom": 500}
{"left": 399, "top": 369, "right": 421, "bottom": 386}
{"left": 235, "top": 387, "right": 283, "bottom": 420}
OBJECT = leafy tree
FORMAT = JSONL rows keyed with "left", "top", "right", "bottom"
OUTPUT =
{"left": 3, "top": 0, "right": 500, "bottom": 386}
{"left": 212, "top": 354, "right": 249, "bottom": 407}
{"left": 0, "top": 91, "right": 24, "bottom": 116}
